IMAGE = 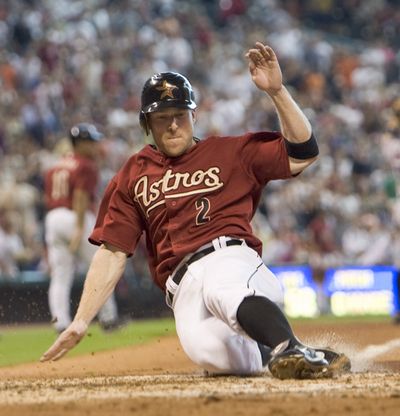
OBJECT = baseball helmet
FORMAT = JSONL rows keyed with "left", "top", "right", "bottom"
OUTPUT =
{"left": 69, "top": 123, "right": 103, "bottom": 146}
{"left": 139, "top": 72, "right": 197, "bottom": 134}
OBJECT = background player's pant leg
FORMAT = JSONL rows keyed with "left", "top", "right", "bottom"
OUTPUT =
{"left": 97, "top": 294, "right": 119, "bottom": 324}
{"left": 45, "top": 208, "right": 76, "bottom": 332}
{"left": 47, "top": 245, "right": 74, "bottom": 331}
{"left": 171, "top": 266, "right": 262, "bottom": 375}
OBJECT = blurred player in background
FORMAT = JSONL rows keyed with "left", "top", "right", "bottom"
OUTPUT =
{"left": 43, "top": 123, "right": 120, "bottom": 333}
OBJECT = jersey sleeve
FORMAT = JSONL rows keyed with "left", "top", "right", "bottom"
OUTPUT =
{"left": 89, "top": 173, "right": 144, "bottom": 256}
{"left": 237, "top": 131, "right": 292, "bottom": 184}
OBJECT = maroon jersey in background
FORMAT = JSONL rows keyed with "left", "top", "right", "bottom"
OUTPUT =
{"left": 44, "top": 154, "right": 98, "bottom": 211}
{"left": 90, "top": 132, "right": 292, "bottom": 290}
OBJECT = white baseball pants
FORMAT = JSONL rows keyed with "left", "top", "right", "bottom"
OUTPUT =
{"left": 166, "top": 237, "right": 284, "bottom": 375}
{"left": 45, "top": 207, "right": 118, "bottom": 331}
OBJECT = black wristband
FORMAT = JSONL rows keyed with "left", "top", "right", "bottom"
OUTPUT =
{"left": 284, "top": 133, "right": 319, "bottom": 160}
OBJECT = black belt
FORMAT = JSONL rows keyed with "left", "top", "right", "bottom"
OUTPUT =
{"left": 167, "top": 239, "right": 243, "bottom": 305}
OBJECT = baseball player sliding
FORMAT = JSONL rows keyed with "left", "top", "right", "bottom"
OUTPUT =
{"left": 44, "top": 123, "right": 119, "bottom": 333}
{"left": 41, "top": 43, "right": 350, "bottom": 379}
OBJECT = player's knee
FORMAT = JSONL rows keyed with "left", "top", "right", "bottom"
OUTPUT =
{"left": 203, "top": 285, "right": 249, "bottom": 327}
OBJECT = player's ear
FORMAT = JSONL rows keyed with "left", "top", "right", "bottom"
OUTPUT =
{"left": 191, "top": 110, "right": 196, "bottom": 124}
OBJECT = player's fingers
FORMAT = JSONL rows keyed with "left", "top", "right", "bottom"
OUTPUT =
{"left": 264, "top": 45, "right": 276, "bottom": 59}
{"left": 246, "top": 50, "right": 263, "bottom": 64}
{"left": 254, "top": 42, "right": 275, "bottom": 58}
{"left": 40, "top": 340, "right": 72, "bottom": 362}
{"left": 247, "top": 48, "right": 262, "bottom": 56}
{"left": 40, "top": 343, "right": 62, "bottom": 362}
{"left": 248, "top": 60, "right": 256, "bottom": 74}
{"left": 51, "top": 348, "right": 69, "bottom": 361}
{"left": 255, "top": 43, "right": 273, "bottom": 60}
{"left": 254, "top": 41, "right": 266, "bottom": 51}
{"left": 40, "top": 333, "right": 74, "bottom": 362}
{"left": 247, "top": 58, "right": 256, "bottom": 67}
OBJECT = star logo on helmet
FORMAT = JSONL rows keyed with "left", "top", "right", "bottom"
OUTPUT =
{"left": 156, "top": 81, "right": 177, "bottom": 99}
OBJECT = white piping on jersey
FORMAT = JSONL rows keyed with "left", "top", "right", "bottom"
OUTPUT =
{"left": 146, "top": 199, "right": 166, "bottom": 216}
{"left": 144, "top": 183, "right": 223, "bottom": 217}
{"left": 163, "top": 183, "right": 223, "bottom": 199}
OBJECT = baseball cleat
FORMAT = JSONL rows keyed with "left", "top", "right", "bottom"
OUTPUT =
{"left": 268, "top": 340, "right": 351, "bottom": 380}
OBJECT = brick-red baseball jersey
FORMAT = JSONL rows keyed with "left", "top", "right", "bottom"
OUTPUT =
{"left": 44, "top": 154, "right": 98, "bottom": 211}
{"left": 90, "top": 132, "right": 292, "bottom": 290}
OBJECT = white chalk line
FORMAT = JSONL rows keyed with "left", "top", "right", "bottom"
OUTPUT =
{"left": 358, "top": 338, "right": 400, "bottom": 361}
{"left": 303, "top": 333, "right": 400, "bottom": 373}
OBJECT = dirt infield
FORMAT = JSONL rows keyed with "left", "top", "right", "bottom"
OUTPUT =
{"left": 1, "top": 320, "right": 400, "bottom": 415}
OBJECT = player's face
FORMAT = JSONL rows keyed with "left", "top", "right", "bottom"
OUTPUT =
{"left": 148, "top": 108, "right": 195, "bottom": 157}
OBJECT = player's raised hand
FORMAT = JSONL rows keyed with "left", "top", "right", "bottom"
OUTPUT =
{"left": 245, "top": 42, "right": 282, "bottom": 94}
{"left": 40, "top": 320, "right": 88, "bottom": 362}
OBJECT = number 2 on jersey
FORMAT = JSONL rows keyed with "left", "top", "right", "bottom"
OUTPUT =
{"left": 195, "top": 197, "right": 211, "bottom": 225}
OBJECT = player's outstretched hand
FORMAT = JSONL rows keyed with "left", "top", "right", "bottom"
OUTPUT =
{"left": 245, "top": 42, "right": 282, "bottom": 94}
{"left": 40, "top": 320, "right": 88, "bottom": 362}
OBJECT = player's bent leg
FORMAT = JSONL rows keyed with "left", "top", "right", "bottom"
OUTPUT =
{"left": 171, "top": 268, "right": 263, "bottom": 375}
{"left": 237, "top": 295, "right": 297, "bottom": 349}
{"left": 197, "top": 245, "right": 351, "bottom": 379}
{"left": 182, "top": 319, "right": 262, "bottom": 375}
{"left": 176, "top": 313, "right": 262, "bottom": 375}
{"left": 200, "top": 245, "right": 284, "bottom": 336}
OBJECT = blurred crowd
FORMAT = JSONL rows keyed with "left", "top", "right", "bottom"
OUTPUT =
{"left": 0, "top": 0, "right": 399, "bottom": 282}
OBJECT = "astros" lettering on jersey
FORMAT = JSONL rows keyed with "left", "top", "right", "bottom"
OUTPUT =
{"left": 134, "top": 167, "right": 224, "bottom": 216}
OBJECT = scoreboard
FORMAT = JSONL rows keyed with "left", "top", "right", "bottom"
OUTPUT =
{"left": 269, "top": 265, "right": 399, "bottom": 317}
{"left": 323, "top": 266, "right": 399, "bottom": 316}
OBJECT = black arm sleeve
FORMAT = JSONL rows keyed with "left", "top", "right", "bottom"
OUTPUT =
{"left": 284, "top": 133, "right": 319, "bottom": 160}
